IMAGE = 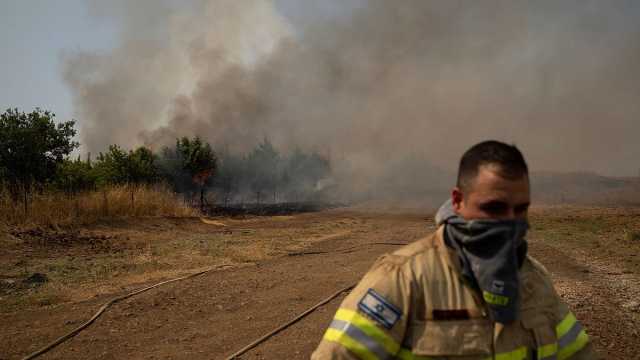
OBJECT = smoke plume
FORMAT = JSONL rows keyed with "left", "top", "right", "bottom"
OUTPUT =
{"left": 64, "top": 0, "right": 640, "bottom": 203}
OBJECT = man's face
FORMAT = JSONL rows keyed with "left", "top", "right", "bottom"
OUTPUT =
{"left": 452, "top": 164, "right": 530, "bottom": 221}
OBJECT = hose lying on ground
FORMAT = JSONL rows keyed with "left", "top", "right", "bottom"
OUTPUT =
{"left": 224, "top": 284, "right": 356, "bottom": 360}
{"left": 225, "top": 241, "right": 408, "bottom": 358}
{"left": 22, "top": 241, "right": 404, "bottom": 359}
{"left": 21, "top": 265, "right": 233, "bottom": 360}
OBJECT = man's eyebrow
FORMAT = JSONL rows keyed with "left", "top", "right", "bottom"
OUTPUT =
{"left": 479, "top": 198, "right": 508, "bottom": 205}
{"left": 479, "top": 200, "right": 508, "bottom": 210}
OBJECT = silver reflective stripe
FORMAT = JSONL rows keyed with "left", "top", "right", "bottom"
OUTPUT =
{"left": 329, "top": 319, "right": 394, "bottom": 360}
{"left": 558, "top": 321, "right": 583, "bottom": 349}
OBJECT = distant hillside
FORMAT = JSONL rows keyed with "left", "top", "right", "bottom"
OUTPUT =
{"left": 531, "top": 171, "right": 640, "bottom": 206}
{"left": 347, "top": 169, "right": 640, "bottom": 210}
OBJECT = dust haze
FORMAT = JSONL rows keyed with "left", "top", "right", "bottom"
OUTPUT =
{"left": 63, "top": 0, "right": 640, "bottom": 204}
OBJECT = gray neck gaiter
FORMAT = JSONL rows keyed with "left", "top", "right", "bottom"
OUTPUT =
{"left": 435, "top": 200, "right": 529, "bottom": 324}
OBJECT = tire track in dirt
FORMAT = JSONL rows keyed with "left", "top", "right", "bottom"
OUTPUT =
{"left": 5, "top": 212, "right": 638, "bottom": 359}
{"left": 4, "top": 213, "right": 431, "bottom": 360}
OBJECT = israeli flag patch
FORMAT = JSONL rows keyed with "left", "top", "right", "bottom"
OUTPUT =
{"left": 358, "top": 289, "right": 401, "bottom": 329}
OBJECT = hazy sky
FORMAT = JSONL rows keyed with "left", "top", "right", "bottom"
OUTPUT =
{"left": 0, "top": 1, "right": 116, "bottom": 122}
{"left": 2, "top": 1, "right": 640, "bottom": 179}
{"left": 0, "top": 0, "right": 358, "bottom": 122}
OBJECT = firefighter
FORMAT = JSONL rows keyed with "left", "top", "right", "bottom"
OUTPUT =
{"left": 312, "top": 140, "right": 596, "bottom": 359}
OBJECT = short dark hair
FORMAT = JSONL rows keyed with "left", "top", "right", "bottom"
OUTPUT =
{"left": 456, "top": 140, "right": 528, "bottom": 191}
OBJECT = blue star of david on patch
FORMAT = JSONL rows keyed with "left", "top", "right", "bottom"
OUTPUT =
{"left": 358, "top": 289, "right": 402, "bottom": 329}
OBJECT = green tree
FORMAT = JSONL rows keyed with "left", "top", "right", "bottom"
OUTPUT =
{"left": 178, "top": 137, "right": 217, "bottom": 206}
{"left": 158, "top": 137, "right": 217, "bottom": 206}
{"left": 0, "top": 108, "right": 78, "bottom": 213}
{"left": 92, "top": 145, "right": 159, "bottom": 208}
{"left": 54, "top": 156, "right": 96, "bottom": 194}
{"left": 93, "top": 145, "right": 130, "bottom": 186}
{"left": 93, "top": 145, "right": 157, "bottom": 186}
{"left": 127, "top": 147, "right": 158, "bottom": 184}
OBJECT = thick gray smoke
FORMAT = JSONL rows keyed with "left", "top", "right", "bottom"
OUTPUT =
{"left": 64, "top": 0, "right": 640, "bottom": 204}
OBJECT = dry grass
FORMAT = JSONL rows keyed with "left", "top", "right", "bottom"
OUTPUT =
{"left": 529, "top": 205, "right": 640, "bottom": 274}
{"left": 0, "top": 211, "right": 386, "bottom": 313}
{"left": 624, "top": 230, "right": 640, "bottom": 242}
{"left": 0, "top": 184, "right": 198, "bottom": 227}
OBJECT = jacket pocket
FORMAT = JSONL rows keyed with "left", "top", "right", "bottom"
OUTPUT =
{"left": 407, "top": 318, "right": 493, "bottom": 356}
{"left": 520, "top": 309, "right": 557, "bottom": 359}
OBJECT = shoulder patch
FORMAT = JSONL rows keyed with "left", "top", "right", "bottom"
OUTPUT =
{"left": 358, "top": 289, "right": 402, "bottom": 329}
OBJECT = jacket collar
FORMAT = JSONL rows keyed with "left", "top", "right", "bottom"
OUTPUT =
{"left": 435, "top": 224, "right": 463, "bottom": 275}
{"left": 435, "top": 224, "right": 489, "bottom": 313}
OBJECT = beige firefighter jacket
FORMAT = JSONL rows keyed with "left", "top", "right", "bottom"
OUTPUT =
{"left": 312, "top": 226, "right": 596, "bottom": 360}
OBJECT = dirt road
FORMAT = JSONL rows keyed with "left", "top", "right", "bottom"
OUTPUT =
{"left": 2, "top": 208, "right": 640, "bottom": 359}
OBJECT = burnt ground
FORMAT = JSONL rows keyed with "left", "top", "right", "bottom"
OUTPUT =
{"left": 203, "top": 202, "right": 343, "bottom": 217}
{"left": 1, "top": 207, "right": 640, "bottom": 359}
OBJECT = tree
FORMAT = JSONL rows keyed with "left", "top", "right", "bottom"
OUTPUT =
{"left": 0, "top": 108, "right": 78, "bottom": 213}
{"left": 91, "top": 145, "right": 159, "bottom": 208}
{"left": 158, "top": 137, "right": 217, "bottom": 207}
{"left": 158, "top": 146, "right": 191, "bottom": 194}
{"left": 246, "top": 138, "right": 280, "bottom": 204}
{"left": 282, "top": 148, "right": 331, "bottom": 202}
{"left": 93, "top": 145, "right": 130, "bottom": 186}
{"left": 127, "top": 147, "right": 158, "bottom": 184}
{"left": 213, "top": 151, "right": 244, "bottom": 206}
{"left": 93, "top": 145, "right": 157, "bottom": 186}
{"left": 54, "top": 156, "right": 96, "bottom": 194}
{"left": 179, "top": 137, "right": 217, "bottom": 207}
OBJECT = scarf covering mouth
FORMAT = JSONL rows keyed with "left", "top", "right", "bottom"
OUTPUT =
{"left": 435, "top": 199, "right": 529, "bottom": 324}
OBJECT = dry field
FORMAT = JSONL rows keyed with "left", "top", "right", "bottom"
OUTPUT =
{"left": 0, "top": 185, "right": 198, "bottom": 228}
{"left": 1, "top": 206, "right": 639, "bottom": 359}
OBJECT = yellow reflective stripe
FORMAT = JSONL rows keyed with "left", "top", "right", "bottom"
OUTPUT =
{"left": 557, "top": 329, "right": 589, "bottom": 360}
{"left": 556, "top": 311, "right": 590, "bottom": 358}
{"left": 556, "top": 312, "right": 577, "bottom": 338}
{"left": 334, "top": 308, "right": 401, "bottom": 355}
{"left": 538, "top": 343, "right": 558, "bottom": 359}
{"left": 324, "top": 328, "right": 379, "bottom": 360}
{"left": 494, "top": 346, "right": 528, "bottom": 360}
{"left": 483, "top": 291, "right": 510, "bottom": 306}
{"left": 396, "top": 348, "right": 413, "bottom": 360}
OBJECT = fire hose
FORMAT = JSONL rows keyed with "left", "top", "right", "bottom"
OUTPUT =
{"left": 20, "top": 266, "right": 232, "bottom": 360}
{"left": 223, "top": 284, "right": 355, "bottom": 360}
{"left": 21, "top": 242, "right": 406, "bottom": 359}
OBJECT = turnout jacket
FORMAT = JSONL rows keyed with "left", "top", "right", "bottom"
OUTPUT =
{"left": 312, "top": 227, "right": 596, "bottom": 360}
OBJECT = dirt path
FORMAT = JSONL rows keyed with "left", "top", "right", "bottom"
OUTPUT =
{"left": 2, "top": 209, "right": 639, "bottom": 359}
{"left": 529, "top": 241, "right": 640, "bottom": 359}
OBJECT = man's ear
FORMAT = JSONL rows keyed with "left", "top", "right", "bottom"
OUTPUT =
{"left": 451, "top": 187, "right": 463, "bottom": 213}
